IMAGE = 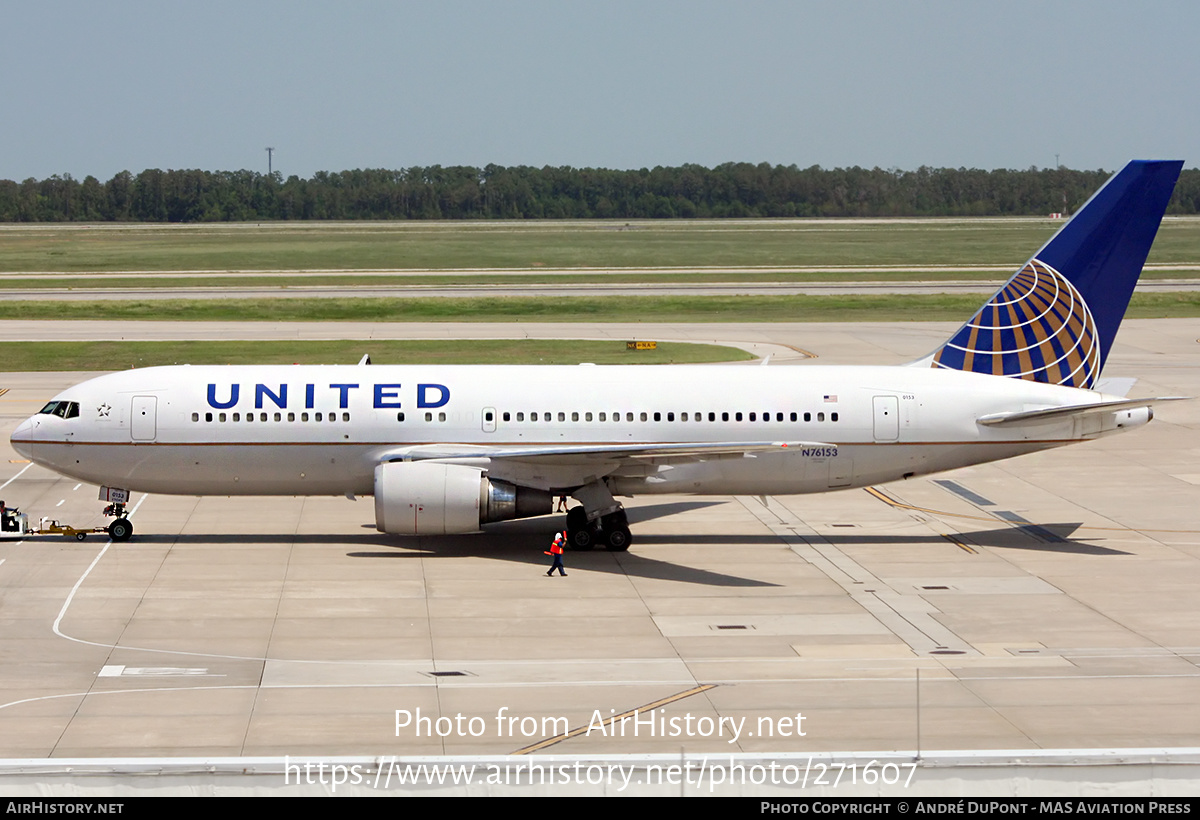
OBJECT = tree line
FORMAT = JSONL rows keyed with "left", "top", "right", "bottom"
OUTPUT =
{"left": 2, "top": 163, "right": 1198, "bottom": 222}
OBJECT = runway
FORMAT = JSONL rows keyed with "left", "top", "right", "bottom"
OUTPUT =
{"left": 1, "top": 319, "right": 1198, "bottom": 789}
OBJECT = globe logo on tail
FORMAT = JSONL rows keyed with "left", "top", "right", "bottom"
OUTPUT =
{"left": 931, "top": 259, "right": 1100, "bottom": 388}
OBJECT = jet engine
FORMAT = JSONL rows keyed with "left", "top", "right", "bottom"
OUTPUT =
{"left": 373, "top": 461, "right": 552, "bottom": 535}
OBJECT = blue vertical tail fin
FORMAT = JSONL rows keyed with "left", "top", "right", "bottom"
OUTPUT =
{"left": 923, "top": 159, "right": 1183, "bottom": 388}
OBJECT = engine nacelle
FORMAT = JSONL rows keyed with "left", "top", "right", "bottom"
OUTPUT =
{"left": 374, "top": 461, "right": 552, "bottom": 535}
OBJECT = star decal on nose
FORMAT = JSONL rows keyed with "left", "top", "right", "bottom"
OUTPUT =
{"left": 97, "top": 403, "right": 111, "bottom": 417}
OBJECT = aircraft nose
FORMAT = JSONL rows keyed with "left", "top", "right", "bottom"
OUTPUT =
{"left": 10, "top": 417, "right": 34, "bottom": 460}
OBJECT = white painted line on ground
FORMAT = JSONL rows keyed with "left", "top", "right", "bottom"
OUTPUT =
{"left": 98, "top": 665, "right": 213, "bottom": 677}
{"left": 52, "top": 493, "right": 148, "bottom": 642}
{"left": 0, "top": 463, "right": 32, "bottom": 492}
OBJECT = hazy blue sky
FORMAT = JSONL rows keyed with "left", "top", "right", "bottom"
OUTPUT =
{"left": 4, "top": 1, "right": 1197, "bottom": 180}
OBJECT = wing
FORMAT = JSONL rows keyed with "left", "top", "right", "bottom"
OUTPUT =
{"left": 374, "top": 440, "right": 830, "bottom": 490}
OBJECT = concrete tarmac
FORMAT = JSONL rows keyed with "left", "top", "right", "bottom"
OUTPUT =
{"left": 0, "top": 319, "right": 1198, "bottom": 763}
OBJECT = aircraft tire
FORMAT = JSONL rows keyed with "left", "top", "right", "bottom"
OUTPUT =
{"left": 109, "top": 518, "right": 133, "bottom": 542}
{"left": 568, "top": 525, "right": 594, "bottom": 551}
{"left": 604, "top": 527, "right": 632, "bottom": 552}
{"left": 566, "top": 507, "right": 587, "bottom": 531}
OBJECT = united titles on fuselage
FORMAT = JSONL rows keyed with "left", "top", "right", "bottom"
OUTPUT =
{"left": 205, "top": 382, "right": 451, "bottom": 411}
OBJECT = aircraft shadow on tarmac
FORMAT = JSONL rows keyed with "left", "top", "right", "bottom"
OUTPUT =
{"left": 343, "top": 502, "right": 778, "bottom": 587}
{"left": 128, "top": 504, "right": 1126, "bottom": 592}
{"left": 633, "top": 523, "right": 1129, "bottom": 555}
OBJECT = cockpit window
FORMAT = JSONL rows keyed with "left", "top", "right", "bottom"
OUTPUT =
{"left": 38, "top": 401, "right": 80, "bottom": 419}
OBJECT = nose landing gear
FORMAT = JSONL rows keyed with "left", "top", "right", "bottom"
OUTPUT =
{"left": 100, "top": 487, "right": 134, "bottom": 542}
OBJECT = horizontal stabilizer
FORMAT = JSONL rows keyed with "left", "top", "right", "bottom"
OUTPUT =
{"left": 977, "top": 397, "right": 1188, "bottom": 427}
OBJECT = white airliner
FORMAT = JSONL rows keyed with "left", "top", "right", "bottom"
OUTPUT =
{"left": 9, "top": 160, "right": 1185, "bottom": 551}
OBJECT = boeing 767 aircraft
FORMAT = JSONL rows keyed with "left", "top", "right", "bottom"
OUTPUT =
{"left": 10, "top": 160, "right": 1185, "bottom": 551}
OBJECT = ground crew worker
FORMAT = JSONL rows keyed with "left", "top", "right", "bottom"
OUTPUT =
{"left": 546, "top": 530, "right": 567, "bottom": 577}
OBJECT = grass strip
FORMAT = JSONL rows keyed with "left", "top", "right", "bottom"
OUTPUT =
{"left": 0, "top": 340, "right": 753, "bottom": 372}
{"left": 1, "top": 267, "right": 1199, "bottom": 290}
{"left": 4, "top": 293, "right": 1200, "bottom": 323}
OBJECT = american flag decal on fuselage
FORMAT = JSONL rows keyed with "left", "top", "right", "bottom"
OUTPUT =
{"left": 931, "top": 259, "right": 1100, "bottom": 389}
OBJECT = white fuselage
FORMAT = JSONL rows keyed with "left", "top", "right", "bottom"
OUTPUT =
{"left": 9, "top": 363, "right": 1143, "bottom": 499}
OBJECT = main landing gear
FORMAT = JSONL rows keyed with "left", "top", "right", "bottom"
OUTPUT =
{"left": 564, "top": 482, "right": 632, "bottom": 552}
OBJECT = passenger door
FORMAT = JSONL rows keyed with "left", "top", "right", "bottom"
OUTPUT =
{"left": 131, "top": 396, "right": 157, "bottom": 441}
